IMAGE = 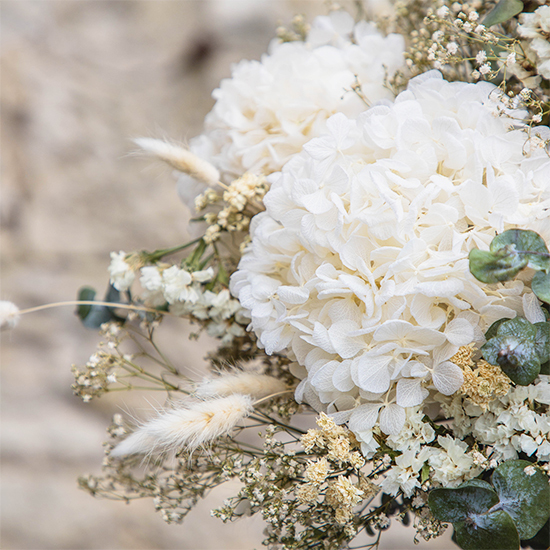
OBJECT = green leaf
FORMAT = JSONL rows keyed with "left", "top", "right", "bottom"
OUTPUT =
{"left": 491, "top": 230, "right": 550, "bottom": 272}
{"left": 485, "top": 318, "right": 507, "bottom": 340}
{"left": 77, "top": 286, "right": 96, "bottom": 321}
{"left": 521, "top": 518, "right": 549, "bottom": 549}
{"left": 453, "top": 510, "right": 520, "bottom": 550}
{"left": 492, "top": 460, "right": 550, "bottom": 540}
{"left": 481, "top": 317, "right": 540, "bottom": 385}
{"left": 534, "top": 322, "right": 550, "bottom": 364}
{"left": 428, "top": 480, "right": 498, "bottom": 523}
{"left": 421, "top": 462, "right": 430, "bottom": 484}
{"left": 469, "top": 247, "right": 528, "bottom": 284}
{"left": 76, "top": 284, "right": 124, "bottom": 329}
{"left": 482, "top": 0, "right": 524, "bottom": 27}
{"left": 532, "top": 271, "right": 550, "bottom": 305}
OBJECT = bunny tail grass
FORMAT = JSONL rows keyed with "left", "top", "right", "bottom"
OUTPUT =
{"left": 110, "top": 394, "right": 253, "bottom": 457}
{"left": 195, "top": 372, "right": 288, "bottom": 400}
{"left": 134, "top": 138, "right": 220, "bottom": 186}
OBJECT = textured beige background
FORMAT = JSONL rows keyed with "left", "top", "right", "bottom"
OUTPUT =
{"left": 1, "top": 2, "right": 453, "bottom": 548}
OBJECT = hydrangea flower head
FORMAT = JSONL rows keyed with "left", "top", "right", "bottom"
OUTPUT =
{"left": 231, "top": 71, "right": 550, "bottom": 448}
{"left": 177, "top": 11, "right": 406, "bottom": 207}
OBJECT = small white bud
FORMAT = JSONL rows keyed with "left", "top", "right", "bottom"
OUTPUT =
{"left": 0, "top": 301, "right": 20, "bottom": 331}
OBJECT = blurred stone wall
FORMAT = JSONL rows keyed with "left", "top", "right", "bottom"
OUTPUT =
{"left": 1, "top": 2, "right": 453, "bottom": 549}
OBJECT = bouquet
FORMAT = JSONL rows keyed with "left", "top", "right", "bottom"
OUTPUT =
{"left": 4, "top": 1, "right": 550, "bottom": 548}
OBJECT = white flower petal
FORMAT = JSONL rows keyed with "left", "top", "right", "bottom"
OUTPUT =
{"left": 444, "top": 318, "right": 475, "bottom": 346}
{"left": 432, "top": 361, "right": 464, "bottom": 395}
{"left": 379, "top": 404, "right": 406, "bottom": 435}
{"left": 522, "top": 293, "right": 546, "bottom": 324}
{"left": 396, "top": 378, "right": 429, "bottom": 408}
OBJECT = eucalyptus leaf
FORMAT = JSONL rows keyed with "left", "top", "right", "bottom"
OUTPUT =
{"left": 532, "top": 271, "right": 550, "bottom": 305}
{"left": 482, "top": 0, "right": 524, "bottom": 28}
{"left": 481, "top": 318, "right": 541, "bottom": 385}
{"left": 77, "top": 287, "right": 96, "bottom": 321}
{"left": 521, "top": 518, "right": 549, "bottom": 550}
{"left": 492, "top": 460, "right": 550, "bottom": 540}
{"left": 76, "top": 284, "right": 124, "bottom": 329}
{"left": 534, "top": 322, "right": 550, "bottom": 364}
{"left": 469, "top": 247, "right": 528, "bottom": 284}
{"left": 428, "top": 479, "right": 498, "bottom": 523}
{"left": 453, "top": 509, "right": 520, "bottom": 550}
{"left": 491, "top": 230, "right": 550, "bottom": 272}
{"left": 485, "top": 318, "right": 507, "bottom": 340}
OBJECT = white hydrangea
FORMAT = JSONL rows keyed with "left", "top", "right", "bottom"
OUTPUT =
{"left": 231, "top": 71, "right": 550, "bottom": 443}
{"left": 108, "top": 251, "right": 135, "bottom": 291}
{"left": 518, "top": 6, "right": 550, "bottom": 80}
{"left": 177, "top": 11, "right": 405, "bottom": 208}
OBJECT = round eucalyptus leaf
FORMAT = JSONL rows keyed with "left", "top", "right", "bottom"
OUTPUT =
{"left": 481, "top": 318, "right": 540, "bottom": 385}
{"left": 428, "top": 480, "right": 498, "bottom": 523}
{"left": 532, "top": 271, "right": 550, "bottom": 305}
{"left": 482, "top": 0, "right": 524, "bottom": 27}
{"left": 454, "top": 510, "right": 520, "bottom": 550}
{"left": 77, "top": 286, "right": 96, "bottom": 321}
{"left": 485, "top": 318, "right": 507, "bottom": 340}
{"left": 492, "top": 460, "right": 550, "bottom": 540}
{"left": 76, "top": 284, "right": 124, "bottom": 329}
{"left": 534, "top": 322, "right": 550, "bottom": 365}
{"left": 469, "top": 248, "right": 527, "bottom": 284}
{"left": 491, "top": 230, "right": 550, "bottom": 272}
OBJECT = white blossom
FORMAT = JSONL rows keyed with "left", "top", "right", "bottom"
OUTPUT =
{"left": 231, "top": 71, "right": 550, "bottom": 443}
{"left": 140, "top": 266, "right": 163, "bottom": 291}
{"left": 518, "top": 6, "right": 550, "bottom": 79}
{"left": 108, "top": 251, "right": 135, "bottom": 291}
{"left": 176, "top": 11, "right": 405, "bottom": 208}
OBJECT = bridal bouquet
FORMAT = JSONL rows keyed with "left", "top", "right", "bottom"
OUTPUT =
{"left": 6, "top": 1, "right": 550, "bottom": 548}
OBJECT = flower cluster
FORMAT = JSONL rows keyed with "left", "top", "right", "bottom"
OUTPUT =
{"left": 518, "top": 6, "right": 550, "bottom": 81}
{"left": 232, "top": 70, "right": 550, "bottom": 446}
{"left": 194, "top": 172, "right": 269, "bottom": 244}
{"left": 439, "top": 375, "right": 550, "bottom": 463}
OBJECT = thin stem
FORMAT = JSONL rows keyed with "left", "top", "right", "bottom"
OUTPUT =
{"left": 18, "top": 301, "right": 174, "bottom": 317}
{"left": 145, "top": 239, "right": 203, "bottom": 262}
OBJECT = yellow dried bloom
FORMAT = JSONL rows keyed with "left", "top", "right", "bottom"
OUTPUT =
{"left": 295, "top": 483, "right": 320, "bottom": 505}
{"left": 316, "top": 412, "right": 348, "bottom": 438}
{"left": 460, "top": 359, "right": 511, "bottom": 409}
{"left": 349, "top": 451, "right": 366, "bottom": 470}
{"left": 304, "top": 458, "right": 330, "bottom": 485}
{"left": 327, "top": 436, "right": 351, "bottom": 464}
{"left": 301, "top": 428, "right": 324, "bottom": 452}
{"left": 334, "top": 507, "right": 354, "bottom": 525}
{"left": 450, "top": 343, "right": 475, "bottom": 369}
{"left": 325, "top": 476, "right": 364, "bottom": 508}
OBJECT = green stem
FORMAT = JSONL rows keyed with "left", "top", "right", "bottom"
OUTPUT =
{"left": 145, "top": 239, "right": 202, "bottom": 262}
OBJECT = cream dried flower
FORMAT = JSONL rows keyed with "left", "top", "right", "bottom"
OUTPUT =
{"left": 110, "top": 395, "right": 253, "bottom": 457}
{"left": 194, "top": 372, "right": 288, "bottom": 400}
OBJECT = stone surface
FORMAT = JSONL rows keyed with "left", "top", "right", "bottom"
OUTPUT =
{"left": 1, "top": 2, "right": 454, "bottom": 548}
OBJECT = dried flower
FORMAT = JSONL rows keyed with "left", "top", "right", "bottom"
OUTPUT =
{"left": 111, "top": 395, "right": 253, "bottom": 457}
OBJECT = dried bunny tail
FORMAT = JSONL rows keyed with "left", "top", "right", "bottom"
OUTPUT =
{"left": 110, "top": 394, "right": 253, "bottom": 457}
{"left": 133, "top": 138, "right": 220, "bottom": 186}
{"left": 195, "top": 372, "right": 289, "bottom": 401}
{"left": 0, "top": 301, "right": 20, "bottom": 331}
